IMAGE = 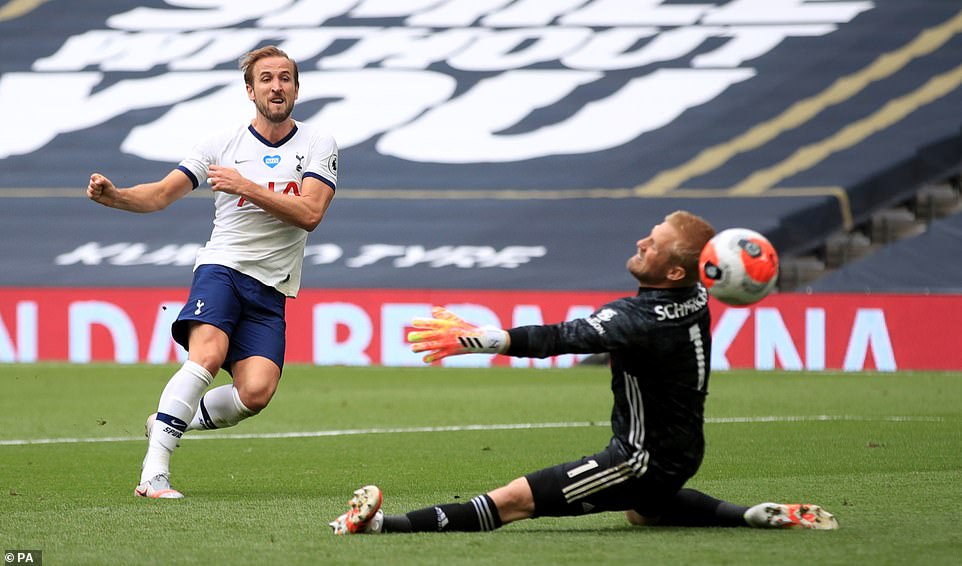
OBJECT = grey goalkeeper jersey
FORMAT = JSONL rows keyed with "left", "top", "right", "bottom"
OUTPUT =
{"left": 506, "top": 284, "right": 712, "bottom": 481}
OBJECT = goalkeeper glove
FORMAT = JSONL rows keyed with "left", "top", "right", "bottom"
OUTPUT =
{"left": 408, "top": 306, "right": 509, "bottom": 363}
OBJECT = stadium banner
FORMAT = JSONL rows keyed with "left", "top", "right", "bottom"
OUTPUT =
{"left": 0, "top": 289, "right": 959, "bottom": 371}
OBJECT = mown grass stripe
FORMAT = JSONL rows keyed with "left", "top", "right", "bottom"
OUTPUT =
{"left": 0, "top": 415, "right": 944, "bottom": 446}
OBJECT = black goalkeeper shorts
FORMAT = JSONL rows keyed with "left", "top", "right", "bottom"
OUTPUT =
{"left": 525, "top": 439, "right": 692, "bottom": 518}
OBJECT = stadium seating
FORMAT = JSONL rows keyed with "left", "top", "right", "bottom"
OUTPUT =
{"left": 810, "top": 194, "right": 962, "bottom": 293}
{"left": 1, "top": 1, "right": 961, "bottom": 292}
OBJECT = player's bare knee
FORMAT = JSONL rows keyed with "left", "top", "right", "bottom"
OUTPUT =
{"left": 236, "top": 383, "right": 275, "bottom": 413}
{"left": 236, "top": 390, "right": 268, "bottom": 413}
{"left": 490, "top": 477, "right": 536, "bottom": 521}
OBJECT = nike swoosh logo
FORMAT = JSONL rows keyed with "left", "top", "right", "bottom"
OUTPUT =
{"left": 170, "top": 417, "right": 188, "bottom": 428}
{"left": 234, "top": 159, "right": 251, "bottom": 164}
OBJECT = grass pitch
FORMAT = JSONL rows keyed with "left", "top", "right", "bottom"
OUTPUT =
{"left": 1, "top": 364, "right": 960, "bottom": 565}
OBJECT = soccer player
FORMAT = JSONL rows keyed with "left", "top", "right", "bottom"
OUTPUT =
{"left": 87, "top": 46, "right": 338, "bottom": 499}
{"left": 330, "top": 211, "right": 838, "bottom": 533}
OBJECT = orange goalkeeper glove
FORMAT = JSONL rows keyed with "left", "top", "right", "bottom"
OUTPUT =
{"left": 408, "top": 306, "right": 509, "bottom": 363}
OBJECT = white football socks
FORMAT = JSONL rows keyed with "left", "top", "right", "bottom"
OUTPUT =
{"left": 141, "top": 360, "right": 214, "bottom": 483}
{"left": 188, "top": 384, "right": 256, "bottom": 431}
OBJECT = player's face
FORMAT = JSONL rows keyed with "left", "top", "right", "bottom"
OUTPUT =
{"left": 627, "top": 221, "right": 680, "bottom": 286}
{"left": 248, "top": 56, "right": 298, "bottom": 123}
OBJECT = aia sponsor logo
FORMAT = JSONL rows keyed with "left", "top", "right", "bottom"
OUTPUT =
{"left": 237, "top": 181, "right": 301, "bottom": 207}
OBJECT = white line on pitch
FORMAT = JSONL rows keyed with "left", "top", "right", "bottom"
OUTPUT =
{"left": 0, "top": 415, "right": 945, "bottom": 447}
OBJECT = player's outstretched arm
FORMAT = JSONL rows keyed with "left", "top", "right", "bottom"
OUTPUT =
{"left": 87, "top": 170, "right": 193, "bottom": 213}
{"left": 407, "top": 307, "right": 510, "bottom": 363}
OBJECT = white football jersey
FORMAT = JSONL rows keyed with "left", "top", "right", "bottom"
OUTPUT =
{"left": 177, "top": 121, "right": 338, "bottom": 297}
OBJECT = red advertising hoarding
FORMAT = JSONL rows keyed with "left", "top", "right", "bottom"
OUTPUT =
{"left": 0, "top": 288, "right": 958, "bottom": 371}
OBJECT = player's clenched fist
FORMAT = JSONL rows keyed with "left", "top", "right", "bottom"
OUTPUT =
{"left": 87, "top": 173, "right": 117, "bottom": 205}
{"left": 208, "top": 165, "right": 247, "bottom": 195}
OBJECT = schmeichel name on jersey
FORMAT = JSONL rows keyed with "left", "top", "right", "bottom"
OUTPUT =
{"left": 654, "top": 286, "right": 709, "bottom": 321}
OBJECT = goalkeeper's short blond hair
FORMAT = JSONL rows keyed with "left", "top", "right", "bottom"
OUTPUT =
{"left": 665, "top": 211, "right": 716, "bottom": 286}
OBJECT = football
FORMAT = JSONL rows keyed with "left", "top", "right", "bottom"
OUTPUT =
{"left": 699, "top": 228, "right": 779, "bottom": 306}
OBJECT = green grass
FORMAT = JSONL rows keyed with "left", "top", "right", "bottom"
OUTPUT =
{"left": 1, "top": 364, "right": 961, "bottom": 565}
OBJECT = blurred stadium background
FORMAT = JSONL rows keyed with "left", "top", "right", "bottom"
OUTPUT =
{"left": 1, "top": 0, "right": 961, "bottom": 370}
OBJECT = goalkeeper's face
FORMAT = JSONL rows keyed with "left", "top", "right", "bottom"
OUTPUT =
{"left": 627, "top": 221, "right": 685, "bottom": 287}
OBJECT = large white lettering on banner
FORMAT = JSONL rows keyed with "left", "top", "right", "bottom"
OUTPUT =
{"left": 0, "top": 295, "right": 901, "bottom": 371}
{"left": 0, "top": 0, "right": 872, "bottom": 162}
{"left": 710, "top": 306, "right": 895, "bottom": 371}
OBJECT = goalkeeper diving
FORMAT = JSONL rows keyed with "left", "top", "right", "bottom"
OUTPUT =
{"left": 331, "top": 210, "right": 838, "bottom": 534}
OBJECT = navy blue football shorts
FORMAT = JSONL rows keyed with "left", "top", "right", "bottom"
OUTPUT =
{"left": 171, "top": 264, "right": 287, "bottom": 373}
{"left": 525, "top": 438, "right": 691, "bottom": 518}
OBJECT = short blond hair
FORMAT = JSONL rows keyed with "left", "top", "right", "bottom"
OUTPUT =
{"left": 240, "top": 45, "right": 299, "bottom": 88}
{"left": 665, "top": 210, "right": 716, "bottom": 285}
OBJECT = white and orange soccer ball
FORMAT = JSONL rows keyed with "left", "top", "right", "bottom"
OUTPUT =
{"left": 699, "top": 228, "right": 779, "bottom": 306}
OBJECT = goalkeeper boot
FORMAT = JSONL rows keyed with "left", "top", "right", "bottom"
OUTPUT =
{"left": 744, "top": 503, "right": 838, "bottom": 529}
{"left": 330, "top": 485, "right": 384, "bottom": 534}
{"left": 135, "top": 473, "right": 184, "bottom": 499}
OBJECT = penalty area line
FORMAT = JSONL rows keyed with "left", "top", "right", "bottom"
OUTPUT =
{"left": 0, "top": 415, "right": 945, "bottom": 447}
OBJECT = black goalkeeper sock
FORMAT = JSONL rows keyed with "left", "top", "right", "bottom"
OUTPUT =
{"left": 381, "top": 494, "right": 503, "bottom": 533}
{"left": 654, "top": 488, "right": 750, "bottom": 527}
{"left": 380, "top": 514, "right": 412, "bottom": 533}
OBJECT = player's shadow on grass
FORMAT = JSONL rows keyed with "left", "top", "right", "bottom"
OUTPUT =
{"left": 504, "top": 525, "right": 749, "bottom": 534}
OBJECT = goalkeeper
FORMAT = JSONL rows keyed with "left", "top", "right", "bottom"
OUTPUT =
{"left": 331, "top": 210, "right": 837, "bottom": 534}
